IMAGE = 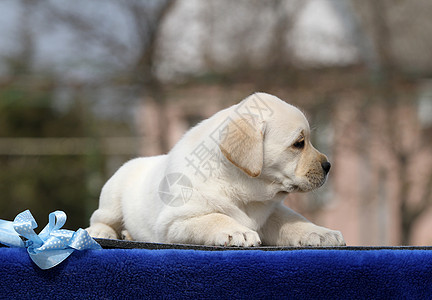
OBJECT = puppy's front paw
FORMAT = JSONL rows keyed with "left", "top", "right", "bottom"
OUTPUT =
{"left": 300, "top": 227, "right": 345, "bottom": 246}
{"left": 215, "top": 229, "right": 262, "bottom": 247}
{"left": 86, "top": 223, "right": 118, "bottom": 240}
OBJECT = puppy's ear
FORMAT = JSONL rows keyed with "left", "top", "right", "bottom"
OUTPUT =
{"left": 219, "top": 117, "right": 265, "bottom": 177}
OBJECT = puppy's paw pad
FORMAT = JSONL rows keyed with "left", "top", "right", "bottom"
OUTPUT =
{"left": 216, "top": 229, "right": 261, "bottom": 247}
{"left": 301, "top": 232, "right": 322, "bottom": 246}
{"left": 243, "top": 231, "right": 262, "bottom": 247}
{"left": 121, "top": 230, "right": 133, "bottom": 241}
{"left": 86, "top": 223, "right": 118, "bottom": 240}
{"left": 328, "top": 230, "right": 346, "bottom": 246}
{"left": 302, "top": 229, "right": 345, "bottom": 246}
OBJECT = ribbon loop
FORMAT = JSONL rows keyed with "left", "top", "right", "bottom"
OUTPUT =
{"left": 13, "top": 210, "right": 43, "bottom": 248}
{"left": 39, "top": 211, "right": 67, "bottom": 240}
{"left": 0, "top": 210, "right": 101, "bottom": 269}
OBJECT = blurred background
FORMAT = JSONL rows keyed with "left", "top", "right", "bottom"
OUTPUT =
{"left": 1, "top": 0, "right": 432, "bottom": 246}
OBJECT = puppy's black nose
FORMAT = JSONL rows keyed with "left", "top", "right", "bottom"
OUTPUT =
{"left": 321, "top": 161, "right": 331, "bottom": 175}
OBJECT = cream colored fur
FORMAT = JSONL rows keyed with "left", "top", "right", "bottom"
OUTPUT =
{"left": 86, "top": 93, "right": 345, "bottom": 247}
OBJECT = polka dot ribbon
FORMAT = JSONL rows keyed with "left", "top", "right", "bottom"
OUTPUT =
{"left": 0, "top": 210, "right": 101, "bottom": 269}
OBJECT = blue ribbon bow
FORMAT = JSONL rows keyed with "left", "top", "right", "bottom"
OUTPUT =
{"left": 0, "top": 210, "right": 101, "bottom": 269}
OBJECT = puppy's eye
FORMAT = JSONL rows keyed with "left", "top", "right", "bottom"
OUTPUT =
{"left": 293, "top": 139, "right": 305, "bottom": 149}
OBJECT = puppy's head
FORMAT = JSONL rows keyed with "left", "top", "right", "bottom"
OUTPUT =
{"left": 219, "top": 93, "right": 330, "bottom": 193}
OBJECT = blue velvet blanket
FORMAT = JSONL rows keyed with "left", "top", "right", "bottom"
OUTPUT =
{"left": 1, "top": 242, "right": 432, "bottom": 299}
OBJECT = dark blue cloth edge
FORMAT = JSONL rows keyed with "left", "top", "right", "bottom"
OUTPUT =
{"left": 93, "top": 238, "right": 432, "bottom": 251}
{"left": 3, "top": 237, "right": 431, "bottom": 250}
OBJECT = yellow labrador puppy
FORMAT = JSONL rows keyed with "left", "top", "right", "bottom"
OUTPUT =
{"left": 87, "top": 93, "right": 345, "bottom": 247}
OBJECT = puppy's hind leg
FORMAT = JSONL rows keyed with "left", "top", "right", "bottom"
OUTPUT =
{"left": 86, "top": 177, "right": 123, "bottom": 240}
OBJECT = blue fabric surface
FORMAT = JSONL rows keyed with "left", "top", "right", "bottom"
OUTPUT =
{"left": 1, "top": 247, "right": 432, "bottom": 299}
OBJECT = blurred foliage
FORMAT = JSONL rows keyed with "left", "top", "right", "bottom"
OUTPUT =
{"left": 0, "top": 79, "right": 105, "bottom": 229}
